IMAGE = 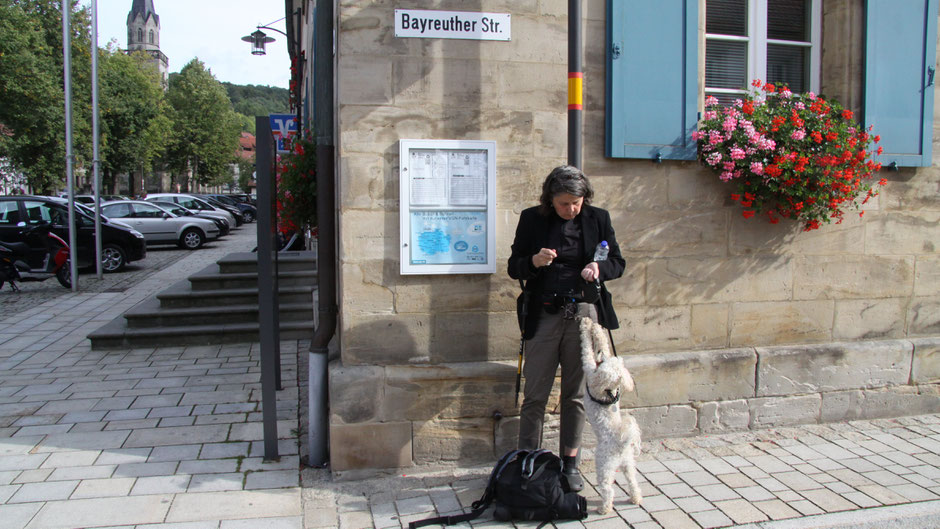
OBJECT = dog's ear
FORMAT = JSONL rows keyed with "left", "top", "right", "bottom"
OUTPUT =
{"left": 619, "top": 361, "right": 636, "bottom": 393}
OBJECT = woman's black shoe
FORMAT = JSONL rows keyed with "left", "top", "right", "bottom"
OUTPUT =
{"left": 563, "top": 466, "right": 584, "bottom": 492}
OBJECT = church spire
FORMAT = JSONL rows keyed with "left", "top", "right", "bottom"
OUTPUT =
{"left": 127, "top": 0, "right": 159, "bottom": 26}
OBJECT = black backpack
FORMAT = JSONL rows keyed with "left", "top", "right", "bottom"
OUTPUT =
{"left": 408, "top": 449, "right": 588, "bottom": 529}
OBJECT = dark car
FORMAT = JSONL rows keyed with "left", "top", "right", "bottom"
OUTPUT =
{"left": 225, "top": 193, "right": 256, "bottom": 206}
{"left": 202, "top": 194, "right": 257, "bottom": 223}
{"left": 193, "top": 195, "right": 245, "bottom": 226}
{"left": 0, "top": 196, "right": 147, "bottom": 272}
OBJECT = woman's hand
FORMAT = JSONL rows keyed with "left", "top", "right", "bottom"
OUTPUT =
{"left": 581, "top": 262, "right": 600, "bottom": 282}
{"left": 532, "top": 248, "right": 557, "bottom": 268}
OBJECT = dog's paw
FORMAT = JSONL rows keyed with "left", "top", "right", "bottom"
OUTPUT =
{"left": 597, "top": 503, "right": 612, "bottom": 515}
{"left": 630, "top": 491, "right": 643, "bottom": 505}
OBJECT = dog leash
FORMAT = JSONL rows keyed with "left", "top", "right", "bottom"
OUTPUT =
{"left": 593, "top": 279, "right": 617, "bottom": 357}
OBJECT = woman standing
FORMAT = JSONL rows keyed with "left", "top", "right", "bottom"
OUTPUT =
{"left": 507, "top": 165, "right": 625, "bottom": 491}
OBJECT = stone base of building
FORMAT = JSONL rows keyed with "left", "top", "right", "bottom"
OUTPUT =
{"left": 328, "top": 336, "right": 940, "bottom": 476}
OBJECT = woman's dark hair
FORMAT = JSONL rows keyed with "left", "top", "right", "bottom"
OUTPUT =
{"left": 538, "top": 165, "right": 593, "bottom": 215}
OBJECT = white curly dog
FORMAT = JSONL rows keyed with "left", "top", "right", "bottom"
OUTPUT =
{"left": 578, "top": 316, "right": 642, "bottom": 513}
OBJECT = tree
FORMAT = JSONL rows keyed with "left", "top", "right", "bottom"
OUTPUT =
{"left": 98, "top": 47, "right": 170, "bottom": 194}
{"left": 165, "top": 59, "right": 240, "bottom": 190}
{"left": 0, "top": 0, "right": 92, "bottom": 194}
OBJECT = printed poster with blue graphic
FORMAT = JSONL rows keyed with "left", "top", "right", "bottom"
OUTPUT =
{"left": 410, "top": 210, "right": 487, "bottom": 265}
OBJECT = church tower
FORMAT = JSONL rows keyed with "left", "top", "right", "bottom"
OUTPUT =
{"left": 126, "top": 0, "right": 168, "bottom": 85}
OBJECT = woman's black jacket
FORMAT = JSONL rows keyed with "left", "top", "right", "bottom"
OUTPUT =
{"left": 508, "top": 204, "right": 625, "bottom": 339}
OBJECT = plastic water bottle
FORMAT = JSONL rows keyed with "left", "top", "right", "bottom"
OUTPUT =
{"left": 593, "top": 240, "right": 609, "bottom": 262}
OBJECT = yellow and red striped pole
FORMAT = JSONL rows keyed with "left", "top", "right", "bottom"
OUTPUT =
{"left": 568, "top": 0, "right": 583, "bottom": 169}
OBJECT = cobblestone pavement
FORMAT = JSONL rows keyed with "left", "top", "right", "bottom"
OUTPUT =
{"left": 302, "top": 415, "right": 940, "bottom": 529}
{"left": 2, "top": 221, "right": 940, "bottom": 528}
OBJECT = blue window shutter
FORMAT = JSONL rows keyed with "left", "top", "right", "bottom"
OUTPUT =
{"left": 864, "top": 0, "right": 938, "bottom": 167}
{"left": 606, "top": 0, "right": 698, "bottom": 160}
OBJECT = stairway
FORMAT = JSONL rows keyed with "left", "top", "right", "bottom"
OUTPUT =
{"left": 88, "top": 251, "right": 316, "bottom": 350}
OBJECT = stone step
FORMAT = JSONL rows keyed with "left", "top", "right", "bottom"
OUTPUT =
{"left": 156, "top": 281, "right": 313, "bottom": 309}
{"left": 88, "top": 318, "right": 314, "bottom": 349}
{"left": 217, "top": 250, "right": 317, "bottom": 274}
{"left": 123, "top": 297, "right": 313, "bottom": 328}
{"left": 189, "top": 269, "right": 317, "bottom": 291}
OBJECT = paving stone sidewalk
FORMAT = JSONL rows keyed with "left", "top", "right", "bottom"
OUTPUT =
{"left": 2, "top": 222, "right": 940, "bottom": 528}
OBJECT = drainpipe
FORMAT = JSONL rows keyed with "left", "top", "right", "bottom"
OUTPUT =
{"left": 308, "top": 0, "right": 336, "bottom": 468}
{"left": 568, "top": 0, "right": 583, "bottom": 169}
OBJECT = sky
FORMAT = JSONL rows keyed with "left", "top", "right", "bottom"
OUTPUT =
{"left": 84, "top": 0, "right": 291, "bottom": 88}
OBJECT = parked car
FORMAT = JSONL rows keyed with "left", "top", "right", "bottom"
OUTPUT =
{"left": 225, "top": 193, "right": 256, "bottom": 206}
{"left": 101, "top": 200, "right": 220, "bottom": 250}
{"left": 148, "top": 201, "right": 231, "bottom": 237}
{"left": 0, "top": 196, "right": 146, "bottom": 272}
{"left": 144, "top": 194, "right": 237, "bottom": 228}
{"left": 193, "top": 195, "right": 245, "bottom": 226}
{"left": 202, "top": 194, "right": 257, "bottom": 223}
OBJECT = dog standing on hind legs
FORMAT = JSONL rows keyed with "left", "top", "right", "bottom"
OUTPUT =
{"left": 578, "top": 316, "right": 642, "bottom": 513}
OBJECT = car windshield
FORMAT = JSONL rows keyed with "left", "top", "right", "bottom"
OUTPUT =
{"left": 212, "top": 195, "right": 238, "bottom": 206}
{"left": 153, "top": 202, "right": 190, "bottom": 216}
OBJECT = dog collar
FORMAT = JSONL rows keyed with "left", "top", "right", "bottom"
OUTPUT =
{"left": 586, "top": 386, "right": 620, "bottom": 406}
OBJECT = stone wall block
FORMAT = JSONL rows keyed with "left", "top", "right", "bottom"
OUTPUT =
{"left": 731, "top": 301, "right": 834, "bottom": 346}
{"left": 749, "top": 395, "right": 821, "bottom": 429}
{"left": 910, "top": 298, "right": 940, "bottom": 335}
{"left": 698, "top": 399, "right": 751, "bottom": 434}
{"left": 619, "top": 211, "right": 727, "bottom": 258}
{"left": 621, "top": 348, "right": 756, "bottom": 407}
{"left": 793, "top": 256, "right": 914, "bottom": 300}
{"left": 339, "top": 56, "right": 393, "bottom": 105}
{"left": 757, "top": 340, "right": 913, "bottom": 396}
{"left": 667, "top": 163, "right": 728, "bottom": 209}
{"left": 730, "top": 214, "right": 866, "bottom": 257}
{"left": 648, "top": 257, "right": 793, "bottom": 306}
{"left": 820, "top": 390, "right": 866, "bottom": 423}
{"left": 865, "top": 211, "right": 940, "bottom": 255}
{"left": 328, "top": 363, "right": 385, "bottom": 424}
{"left": 494, "top": 416, "right": 520, "bottom": 456}
{"left": 383, "top": 362, "right": 517, "bottom": 421}
{"left": 330, "top": 421, "right": 412, "bottom": 471}
{"left": 858, "top": 386, "right": 940, "bottom": 419}
{"left": 498, "top": 62, "right": 567, "bottom": 111}
{"left": 342, "top": 262, "right": 395, "bottom": 315}
{"left": 629, "top": 405, "right": 699, "bottom": 439}
{"left": 394, "top": 275, "right": 495, "bottom": 314}
{"left": 340, "top": 154, "right": 394, "bottom": 209}
{"left": 691, "top": 304, "right": 730, "bottom": 349}
{"left": 832, "top": 299, "right": 907, "bottom": 341}
{"left": 912, "top": 337, "right": 940, "bottom": 383}
{"left": 914, "top": 257, "right": 940, "bottom": 297}
{"left": 618, "top": 306, "right": 691, "bottom": 353}
{"left": 339, "top": 209, "right": 398, "bottom": 261}
{"left": 341, "top": 313, "right": 430, "bottom": 366}
{"left": 413, "top": 418, "right": 495, "bottom": 465}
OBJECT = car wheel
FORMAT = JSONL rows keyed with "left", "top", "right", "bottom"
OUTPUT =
{"left": 56, "top": 260, "right": 71, "bottom": 288}
{"left": 102, "top": 244, "right": 127, "bottom": 272}
{"left": 242, "top": 210, "right": 254, "bottom": 223}
{"left": 180, "top": 228, "right": 205, "bottom": 250}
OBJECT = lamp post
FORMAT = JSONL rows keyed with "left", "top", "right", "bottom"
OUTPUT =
{"left": 241, "top": 28, "right": 276, "bottom": 56}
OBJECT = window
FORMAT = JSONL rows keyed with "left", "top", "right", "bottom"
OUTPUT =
{"left": 137, "top": 28, "right": 143, "bottom": 42}
{"left": 102, "top": 203, "right": 132, "bottom": 218}
{"left": 149, "top": 30, "right": 154, "bottom": 44}
{"left": 132, "top": 203, "right": 165, "bottom": 218}
{"left": 0, "top": 200, "right": 20, "bottom": 225}
{"left": 705, "top": 0, "right": 821, "bottom": 105}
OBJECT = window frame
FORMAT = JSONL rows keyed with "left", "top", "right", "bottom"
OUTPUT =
{"left": 705, "top": 0, "right": 822, "bottom": 102}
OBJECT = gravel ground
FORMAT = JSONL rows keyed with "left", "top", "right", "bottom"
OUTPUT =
{"left": 0, "top": 227, "right": 255, "bottom": 311}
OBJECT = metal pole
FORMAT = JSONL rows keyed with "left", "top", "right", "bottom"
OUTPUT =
{"left": 256, "top": 115, "right": 280, "bottom": 461}
{"left": 62, "top": 1, "right": 78, "bottom": 292}
{"left": 91, "top": 0, "right": 102, "bottom": 279}
{"left": 568, "top": 0, "right": 583, "bottom": 169}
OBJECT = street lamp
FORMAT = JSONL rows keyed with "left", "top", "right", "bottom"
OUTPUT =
{"left": 241, "top": 28, "right": 276, "bottom": 56}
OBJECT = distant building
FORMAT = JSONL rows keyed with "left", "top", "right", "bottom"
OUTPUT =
{"left": 126, "top": 0, "right": 168, "bottom": 86}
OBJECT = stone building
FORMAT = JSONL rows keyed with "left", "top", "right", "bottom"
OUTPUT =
{"left": 284, "top": 0, "right": 940, "bottom": 474}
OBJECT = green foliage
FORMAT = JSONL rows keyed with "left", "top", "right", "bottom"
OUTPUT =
{"left": 223, "top": 82, "right": 289, "bottom": 119}
{"left": 235, "top": 155, "right": 255, "bottom": 192}
{"left": 98, "top": 46, "right": 169, "bottom": 191}
{"left": 0, "top": 0, "right": 92, "bottom": 194}
{"left": 165, "top": 59, "right": 241, "bottom": 189}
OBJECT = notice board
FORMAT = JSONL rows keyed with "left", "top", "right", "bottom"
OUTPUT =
{"left": 399, "top": 139, "right": 496, "bottom": 275}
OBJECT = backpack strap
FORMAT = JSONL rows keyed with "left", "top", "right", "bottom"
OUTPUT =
{"left": 409, "top": 450, "right": 525, "bottom": 529}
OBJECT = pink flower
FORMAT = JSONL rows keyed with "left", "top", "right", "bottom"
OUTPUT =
{"left": 720, "top": 171, "right": 734, "bottom": 181}
{"left": 691, "top": 130, "right": 704, "bottom": 141}
{"left": 780, "top": 88, "right": 793, "bottom": 99}
{"left": 706, "top": 152, "right": 722, "bottom": 166}
{"left": 794, "top": 101, "right": 805, "bottom": 110}
{"left": 705, "top": 95, "right": 719, "bottom": 106}
{"left": 806, "top": 91, "right": 817, "bottom": 100}
{"left": 750, "top": 161, "right": 764, "bottom": 175}
{"left": 708, "top": 130, "right": 723, "bottom": 145}
{"left": 730, "top": 147, "right": 746, "bottom": 160}
{"left": 704, "top": 110, "right": 717, "bottom": 121}
{"left": 791, "top": 129, "right": 806, "bottom": 141}
{"left": 723, "top": 161, "right": 735, "bottom": 171}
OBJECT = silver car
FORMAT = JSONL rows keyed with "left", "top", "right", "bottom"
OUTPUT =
{"left": 144, "top": 193, "right": 238, "bottom": 228}
{"left": 101, "top": 200, "right": 220, "bottom": 250}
